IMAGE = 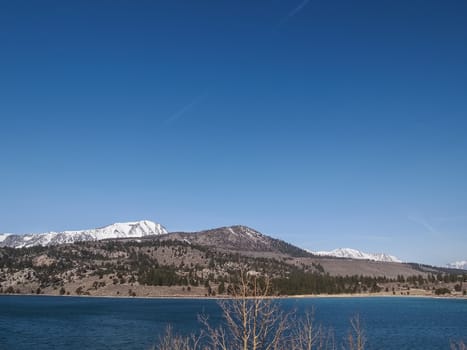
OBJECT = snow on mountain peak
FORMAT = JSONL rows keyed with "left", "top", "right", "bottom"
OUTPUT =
{"left": 0, "top": 220, "right": 167, "bottom": 248}
{"left": 0, "top": 233, "right": 11, "bottom": 243}
{"left": 312, "top": 248, "right": 402, "bottom": 263}
{"left": 447, "top": 260, "right": 467, "bottom": 270}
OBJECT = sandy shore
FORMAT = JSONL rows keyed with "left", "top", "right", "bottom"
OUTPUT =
{"left": 3, "top": 291, "right": 466, "bottom": 301}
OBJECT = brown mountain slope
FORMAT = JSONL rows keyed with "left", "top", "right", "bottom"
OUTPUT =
{"left": 1, "top": 225, "right": 464, "bottom": 297}
{"left": 155, "top": 226, "right": 434, "bottom": 278}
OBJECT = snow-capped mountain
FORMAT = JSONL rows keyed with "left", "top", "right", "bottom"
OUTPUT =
{"left": 313, "top": 248, "right": 402, "bottom": 263}
{"left": 447, "top": 261, "right": 467, "bottom": 270}
{"left": 0, "top": 233, "right": 11, "bottom": 243}
{"left": 0, "top": 220, "right": 167, "bottom": 248}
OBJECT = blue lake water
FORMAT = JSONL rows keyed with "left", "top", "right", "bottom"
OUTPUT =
{"left": 0, "top": 296, "right": 466, "bottom": 349}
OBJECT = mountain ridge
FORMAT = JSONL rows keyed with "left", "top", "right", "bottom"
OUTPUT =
{"left": 312, "top": 248, "right": 402, "bottom": 263}
{"left": 0, "top": 220, "right": 167, "bottom": 248}
{"left": 164, "top": 225, "right": 312, "bottom": 257}
{"left": 1, "top": 222, "right": 463, "bottom": 298}
{"left": 447, "top": 260, "right": 467, "bottom": 270}
{"left": 1, "top": 222, "right": 402, "bottom": 263}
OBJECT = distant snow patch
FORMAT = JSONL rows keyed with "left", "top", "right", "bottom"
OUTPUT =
{"left": 447, "top": 260, "right": 467, "bottom": 270}
{"left": 312, "top": 248, "right": 402, "bottom": 263}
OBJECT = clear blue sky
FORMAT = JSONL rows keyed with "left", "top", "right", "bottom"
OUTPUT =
{"left": 1, "top": 1, "right": 466, "bottom": 266}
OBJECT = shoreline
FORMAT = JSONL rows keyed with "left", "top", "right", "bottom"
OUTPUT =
{"left": 1, "top": 292, "right": 465, "bottom": 301}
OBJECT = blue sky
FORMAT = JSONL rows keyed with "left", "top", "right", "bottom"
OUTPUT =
{"left": 1, "top": 0, "right": 466, "bottom": 266}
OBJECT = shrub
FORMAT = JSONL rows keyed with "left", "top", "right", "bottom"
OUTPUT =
{"left": 435, "top": 288, "right": 451, "bottom": 295}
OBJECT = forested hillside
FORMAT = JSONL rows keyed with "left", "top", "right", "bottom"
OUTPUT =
{"left": 0, "top": 228, "right": 465, "bottom": 298}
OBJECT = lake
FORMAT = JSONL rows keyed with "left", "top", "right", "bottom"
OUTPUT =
{"left": 0, "top": 296, "right": 465, "bottom": 349}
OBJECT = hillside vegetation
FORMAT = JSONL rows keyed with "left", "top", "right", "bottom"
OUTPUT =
{"left": 0, "top": 227, "right": 465, "bottom": 298}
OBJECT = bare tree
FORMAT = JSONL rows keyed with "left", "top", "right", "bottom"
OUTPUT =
{"left": 288, "top": 308, "right": 337, "bottom": 350}
{"left": 323, "top": 328, "right": 337, "bottom": 350}
{"left": 203, "top": 270, "right": 290, "bottom": 350}
{"left": 290, "top": 309, "right": 319, "bottom": 350}
{"left": 153, "top": 325, "right": 202, "bottom": 350}
{"left": 153, "top": 270, "right": 367, "bottom": 350}
{"left": 451, "top": 340, "right": 467, "bottom": 350}
{"left": 344, "top": 314, "right": 366, "bottom": 350}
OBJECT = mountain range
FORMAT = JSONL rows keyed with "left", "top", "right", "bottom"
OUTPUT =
{"left": 0, "top": 221, "right": 396, "bottom": 261}
{"left": 0, "top": 220, "right": 464, "bottom": 270}
{"left": 312, "top": 248, "right": 402, "bottom": 263}
{"left": 0, "top": 220, "right": 167, "bottom": 248}
{"left": 0, "top": 220, "right": 463, "bottom": 298}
